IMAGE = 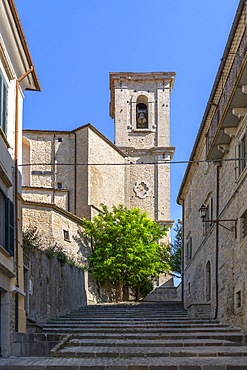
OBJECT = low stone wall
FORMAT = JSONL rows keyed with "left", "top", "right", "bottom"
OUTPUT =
{"left": 25, "top": 249, "right": 87, "bottom": 326}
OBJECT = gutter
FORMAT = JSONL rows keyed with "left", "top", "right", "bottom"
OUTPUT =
{"left": 8, "top": 0, "right": 41, "bottom": 91}
{"left": 14, "top": 66, "right": 34, "bottom": 332}
{"left": 177, "top": 0, "right": 245, "bottom": 204}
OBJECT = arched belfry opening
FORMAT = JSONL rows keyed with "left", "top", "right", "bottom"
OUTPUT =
{"left": 136, "top": 95, "right": 148, "bottom": 129}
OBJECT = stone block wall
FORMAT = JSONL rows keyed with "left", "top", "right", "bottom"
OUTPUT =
{"left": 24, "top": 249, "right": 87, "bottom": 325}
{"left": 181, "top": 117, "right": 247, "bottom": 329}
{"left": 22, "top": 203, "right": 90, "bottom": 266}
{"left": 88, "top": 128, "right": 126, "bottom": 212}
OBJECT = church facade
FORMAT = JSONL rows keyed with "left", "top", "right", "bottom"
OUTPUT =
{"left": 22, "top": 72, "right": 176, "bottom": 305}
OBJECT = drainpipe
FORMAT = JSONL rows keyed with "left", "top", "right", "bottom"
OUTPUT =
{"left": 14, "top": 66, "right": 34, "bottom": 332}
{"left": 214, "top": 163, "right": 221, "bottom": 320}
{"left": 74, "top": 132, "right": 77, "bottom": 215}
{"left": 180, "top": 199, "right": 185, "bottom": 305}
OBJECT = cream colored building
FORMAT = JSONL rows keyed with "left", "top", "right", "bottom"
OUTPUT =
{"left": 178, "top": 0, "right": 247, "bottom": 329}
{"left": 0, "top": 0, "right": 40, "bottom": 357}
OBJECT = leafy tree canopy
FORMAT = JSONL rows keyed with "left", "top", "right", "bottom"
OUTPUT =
{"left": 82, "top": 204, "right": 170, "bottom": 301}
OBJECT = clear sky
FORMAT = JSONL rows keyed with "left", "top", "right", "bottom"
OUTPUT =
{"left": 15, "top": 0, "right": 240, "bottom": 227}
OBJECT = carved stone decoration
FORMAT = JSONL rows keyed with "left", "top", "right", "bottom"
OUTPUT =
{"left": 133, "top": 180, "right": 149, "bottom": 199}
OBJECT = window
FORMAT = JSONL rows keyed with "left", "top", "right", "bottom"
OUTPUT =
{"left": 58, "top": 138, "right": 63, "bottom": 143}
{"left": 0, "top": 189, "right": 14, "bottom": 255}
{"left": 136, "top": 95, "right": 148, "bottom": 129}
{"left": 63, "top": 229, "right": 70, "bottom": 242}
{"left": 186, "top": 236, "right": 192, "bottom": 262}
{"left": 236, "top": 290, "right": 242, "bottom": 308}
{"left": 0, "top": 72, "right": 8, "bottom": 135}
{"left": 206, "top": 261, "right": 211, "bottom": 302}
{"left": 204, "top": 197, "right": 213, "bottom": 233}
{"left": 235, "top": 133, "right": 247, "bottom": 178}
{"left": 240, "top": 209, "right": 247, "bottom": 240}
{"left": 57, "top": 182, "right": 62, "bottom": 189}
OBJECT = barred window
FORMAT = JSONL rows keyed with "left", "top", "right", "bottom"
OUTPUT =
{"left": 63, "top": 229, "right": 70, "bottom": 242}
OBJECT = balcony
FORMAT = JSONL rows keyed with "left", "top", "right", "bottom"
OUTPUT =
{"left": 206, "top": 26, "right": 247, "bottom": 160}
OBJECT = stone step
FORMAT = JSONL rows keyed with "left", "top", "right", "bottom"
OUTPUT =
{"left": 67, "top": 337, "right": 243, "bottom": 347}
{"left": 43, "top": 325, "right": 243, "bottom": 334}
{"left": 2, "top": 355, "right": 247, "bottom": 368}
{"left": 62, "top": 313, "right": 188, "bottom": 318}
{"left": 42, "top": 330, "right": 246, "bottom": 345}
{"left": 43, "top": 321, "right": 240, "bottom": 330}
{"left": 52, "top": 345, "right": 247, "bottom": 358}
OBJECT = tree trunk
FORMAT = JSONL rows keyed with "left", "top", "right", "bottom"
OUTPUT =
{"left": 117, "top": 280, "right": 124, "bottom": 302}
{"left": 136, "top": 282, "right": 141, "bottom": 301}
{"left": 123, "top": 284, "right": 129, "bottom": 301}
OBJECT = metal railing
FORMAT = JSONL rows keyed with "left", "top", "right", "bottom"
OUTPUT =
{"left": 206, "top": 27, "right": 247, "bottom": 155}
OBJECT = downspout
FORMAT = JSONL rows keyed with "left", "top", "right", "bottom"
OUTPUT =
{"left": 214, "top": 163, "right": 221, "bottom": 320}
{"left": 52, "top": 133, "right": 56, "bottom": 204}
{"left": 74, "top": 132, "right": 77, "bottom": 215}
{"left": 181, "top": 199, "right": 185, "bottom": 305}
{"left": 14, "top": 66, "right": 34, "bottom": 332}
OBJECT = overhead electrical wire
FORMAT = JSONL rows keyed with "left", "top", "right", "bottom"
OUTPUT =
{"left": 15, "top": 157, "right": 247, "bottom": 167}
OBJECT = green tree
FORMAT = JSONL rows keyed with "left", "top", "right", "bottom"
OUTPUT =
{"left": 170, "top": 223, "right": 182, "bottom": 276}
{"left": 82, "top": 204, "right": 169, "bottom": 301}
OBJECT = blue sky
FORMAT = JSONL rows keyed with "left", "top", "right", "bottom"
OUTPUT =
{"left": 15, "top": 0, "right": 240, "bottom": 226}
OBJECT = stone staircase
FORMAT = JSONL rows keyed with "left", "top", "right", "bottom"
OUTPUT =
{"left": 2, "top": 301, "right": 247, "bottom": 369}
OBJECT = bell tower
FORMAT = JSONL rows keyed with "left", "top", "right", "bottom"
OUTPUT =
{"left": 110, "top": 72, "right": 175, "bottom": 232}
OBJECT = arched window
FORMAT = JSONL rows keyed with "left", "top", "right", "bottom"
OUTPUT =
{"left": 136, "top": 95, "right": 148, "bottom": 129}
{"left": 206, "top": 261, "right": 211, "bottom": 302}
{"left": 22, "top": 137, "right": 31, "bottom": 186}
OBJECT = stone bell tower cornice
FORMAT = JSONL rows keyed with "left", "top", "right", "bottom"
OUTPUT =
{"left": 109, "top": 72, "right": 176, "bottom": 119}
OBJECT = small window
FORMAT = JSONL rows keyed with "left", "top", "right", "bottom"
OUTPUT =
{"left": 186, "top": 236, "right": 192, "bottom": 262}
{"left": 204, "top": 197, "right": 213, "bottom": 233}
{"left": 63, "top": 229, "right": 70, "bottom": 241}
{"left": 236, "top": 290, "right": 242, "bottom": 308}
{"left": 188, "top": 282, "right": 191, "bottom": 294}
{"left": 206, "top": 261, "right": 211, "bottom": 302}
{"left": 58, "top": 138, "right": 63, "bottom": 143}
{"left": 240, "top": 209, "right": 247, "bottom": 240}
{"left": 57, "top": 182, "right": 62, "bottom": 189}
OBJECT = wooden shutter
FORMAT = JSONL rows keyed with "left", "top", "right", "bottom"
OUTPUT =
{"left": 235, "top": 144, "right": 239, "bottom": 180}
{"left": 5, "top": 198, "right": 14, "bottom": 256}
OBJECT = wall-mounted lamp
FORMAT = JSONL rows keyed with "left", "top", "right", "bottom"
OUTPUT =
{"left": 199, "top": 204, "right": 237, "bottom": 238}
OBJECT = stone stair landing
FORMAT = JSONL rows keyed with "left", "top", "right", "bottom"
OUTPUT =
{"left": 2, "top": 301, "right": 247, "bottom": 369}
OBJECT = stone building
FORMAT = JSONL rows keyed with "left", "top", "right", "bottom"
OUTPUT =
{"left": 0, "top": 0, "right": 40, "bottom": 357}
{"left": 177, "top": 0, "right": 247, "bottom": 329}
{"left": 22, "top": 72, "right": 176, "bottom": 301}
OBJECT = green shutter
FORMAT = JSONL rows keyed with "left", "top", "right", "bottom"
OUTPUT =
{"left": 5, "top": 198, "right": 14, "bottom": 256}
{"left": 0, "top": 73, "right": 8, "bottom": 134}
